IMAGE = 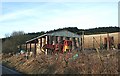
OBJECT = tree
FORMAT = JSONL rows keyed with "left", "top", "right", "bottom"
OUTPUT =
{"left": 2, "top": 31, "right": 26, "bottom": 53}
{"left": 11, "top": 31, "right": 24, "bottom": 37}
{"left": 2, "top": 31, "right": 45, "bottom": 53}
{"left": 5, "top": 33, "right": 10, "bottom": 38}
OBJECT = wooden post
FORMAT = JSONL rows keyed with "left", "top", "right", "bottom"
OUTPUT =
{"left": 78, "top": 38, "right": 80, "bottom": 48}
{"left": 100, "top": 35, "right": 102, "bottom": 49}
{"left": 72, "top": 37, "right": 76, "bottom": 50}
{"left": 82, "top": 31, "right": 84, "bottom": 51}
{"left": 93, "top": 37, "right": 95, "bottom": 49}
{"left": 45, "top": 36, "right": 48, "bottom": 55}
{"left": 118, "top": 32, "right": 120, "bottom": 49}
{"left": 40, "top": 38, "right": 42, "bottom": 48}
{"left": 107, "top": 33, "right": 109, "bottom": 50}
{"left": 80, "top": 37, "right": 82, "bottom": 50}
{"left": 34, "top": 41, "right": 36, "bottom": 57}
{"left": 49, "top": 36, "right": 52, "bottom": 44}
{"left": 75, "top": 38, "right": 79, "bottom": 48}
{"left": 36, "top": 38, "right": 40, "bottom": 54}
{"left": 69, "top": 37, "right": 73, "bottom": 50}
{"left": 53, "top": 36, "right": 57, "bottom": 45}
{"left": 26, "top": 43, "right": 27, "bottom": 51}
{"left": 42, "top": 38, "right": 45, "bottom": 47}
{"left": 58, "top": 36, "right": 61, "bottom": 44}
{"left": 30, "top": 42, "right": 31, "bottom": 52}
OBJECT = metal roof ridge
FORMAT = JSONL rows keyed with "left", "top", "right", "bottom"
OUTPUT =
{"left": 26, "top": 30, "right": 81, "bottom": 43}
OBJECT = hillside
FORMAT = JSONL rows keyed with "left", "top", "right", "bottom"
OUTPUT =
{"left": 46, "top": 26, "right": 120, "bottom": 35}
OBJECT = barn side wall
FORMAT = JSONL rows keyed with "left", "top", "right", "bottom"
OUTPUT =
{"left": 84, "top": 32, "right": 120, "bottom": 49}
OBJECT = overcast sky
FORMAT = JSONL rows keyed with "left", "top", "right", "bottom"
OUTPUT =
{"left": 0, "top": 0, "right": 119, "bottom": 38}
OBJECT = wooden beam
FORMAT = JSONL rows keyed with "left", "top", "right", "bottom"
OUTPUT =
{"left": 45, "top": 36, "right": 48, "bottom": 55}
{"left": 107, "top": 33, "right": 110, "bottom": 50}
{"left": 82, "top": 31, "right": 84, "bottom": 51}
{"left": 30, "top": 42, "right": 31, "bottom": 51}
{"left": 40, "top": 38, "right": 42, "bottom": 48}
{"left": 34, "top": 41, "right": 36, "bottom": 57}
{"left": 93, "top": 37, "right": 95, "bottom": 49}
{"left": 26, "top": 43, "right": 27, "bottom": 51}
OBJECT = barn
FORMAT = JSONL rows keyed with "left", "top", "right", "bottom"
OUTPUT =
{"left": 25, "top": 30, "right": 81, "bottom": 56}
{"left": 25, "top": 30, "right": 120, "bottom": 57}
{"left": 83, "top": 32, "right": 120, "bottom": 50}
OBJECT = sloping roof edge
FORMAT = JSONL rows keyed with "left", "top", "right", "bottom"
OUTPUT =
{"left": 26, "top": 30, "right": 81, "bottom": 43}
{"left": 26, "top": 34, "right": 47, "bottom": 43}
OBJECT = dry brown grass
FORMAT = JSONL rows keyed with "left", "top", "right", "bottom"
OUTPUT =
{"left": 2, "top": 49, "right": 119, "bottom": 74}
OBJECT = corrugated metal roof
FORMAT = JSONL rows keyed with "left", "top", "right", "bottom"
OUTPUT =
{"left": 47, "top": 30, "right": 80, "bottom": 37}
{"left": 26, "top": 30, "right": 81, "bottom": 43}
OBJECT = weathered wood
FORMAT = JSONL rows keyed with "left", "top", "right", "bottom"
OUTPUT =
{"left": 30, "top": 42, "right": 31, "bottom": 51}
{"left": 45, "top": 36, "right": 48, "bottom": 55}
{"left": 53, "top": 36, "right": 57, "bottom": 45}
{"left": 107, "top": 33, "right": 110, "bottom": 50}
{"left": 82, "top": 31, "right": 84, "bottom": 51}
{"left": 26, "top": 43, "right": 27, "bottom": 51}
{"left": 34, "top": 42, "right": 36, "bottom": 57}
{"left": 84, "top": 32, "right": 120, "bottom": 49}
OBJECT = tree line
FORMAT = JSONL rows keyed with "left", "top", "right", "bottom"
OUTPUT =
{"left": 46, "top": 26, "right": 120, "bottom": 35}
{"left": 2, "top": 31, "right": 45, "bottom": 53}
